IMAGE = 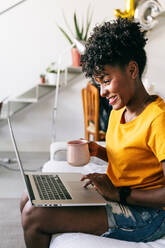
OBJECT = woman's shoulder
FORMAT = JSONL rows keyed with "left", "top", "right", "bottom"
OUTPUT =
{"left": 150, "top": 96, "right": 165, "bottom": 116}
{"left": 145, "top": 96, "right": 165, "bottom": 126}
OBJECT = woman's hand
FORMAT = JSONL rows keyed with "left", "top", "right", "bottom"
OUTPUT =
{"left": 88, "top": 141, "right": 98, "bottom": 156}
{"left": 81, "top": 173, "right": 119, "bottom": 202}
{"left": 79, "top": 139, "right": 98, "bottom": 156}
{"left": 88, "top": 141, "right": 108, "bottom": 161}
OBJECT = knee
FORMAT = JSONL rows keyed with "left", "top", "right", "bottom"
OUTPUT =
{"left": 20, "top": 191, "right": 29, "bottom": 213}
{"left": 21, "top": 201, "right": 40, "bottom": 232}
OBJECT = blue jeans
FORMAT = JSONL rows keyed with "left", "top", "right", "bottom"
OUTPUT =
{"left": 102, "top": 202, "right": 165, "bottom": 242}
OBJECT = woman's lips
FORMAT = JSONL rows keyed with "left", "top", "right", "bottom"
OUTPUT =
{"left": 109, "top": 96, "right": 118, "bottom": 105}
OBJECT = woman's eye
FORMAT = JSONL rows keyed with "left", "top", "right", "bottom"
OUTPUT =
{"left": 103, "top": 80, "right": 110, "bottom": 85}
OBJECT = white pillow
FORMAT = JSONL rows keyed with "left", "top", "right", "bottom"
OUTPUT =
{"left": 50, "top": 233, "right": 165, "bottom": 248}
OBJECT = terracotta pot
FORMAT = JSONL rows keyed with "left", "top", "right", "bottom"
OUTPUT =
{"left": 71, "top": 47, "right": 81, "bottom": 67}
{"left": 40, "top": 76, "right": 45, "bottom": 84}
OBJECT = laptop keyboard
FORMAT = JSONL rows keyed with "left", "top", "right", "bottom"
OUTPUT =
{"left": 33, "top": 174, "right": 72, "bottom": 200}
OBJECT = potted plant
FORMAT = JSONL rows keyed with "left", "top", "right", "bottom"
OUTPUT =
{"left": 46, "top": 62, "right": 57, "bottom": 85}
{"left": 40, "top": 74, "right": 46, "bottom": 84}
{"left": 58, "top": 7, "right": 93, "bottom": 67}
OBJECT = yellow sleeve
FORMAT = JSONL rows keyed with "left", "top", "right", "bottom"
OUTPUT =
{"left": 148, "top": 113, "right": 165, "bottom": 162}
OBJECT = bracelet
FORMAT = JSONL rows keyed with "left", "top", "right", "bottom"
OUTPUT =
{"left": 118, "top": 187, "right": 131, "bottom": 205}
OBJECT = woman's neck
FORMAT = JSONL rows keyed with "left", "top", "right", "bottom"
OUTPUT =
{"left": 124, "top": 83, "right": 157, "bottom": 123}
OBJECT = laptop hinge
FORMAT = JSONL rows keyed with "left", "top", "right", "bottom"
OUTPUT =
{"left": 25, "top": 175, "right": 35, "bottom": 200}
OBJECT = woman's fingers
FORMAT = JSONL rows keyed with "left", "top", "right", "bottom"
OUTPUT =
{"left": 81, "top": 174, "right": 95, "bottom": 188}
{"left": 83, "top": 180, "right": 93, "bottom": 188}
{"left": 81, "top": 174, "right": 92, "bottom": 181}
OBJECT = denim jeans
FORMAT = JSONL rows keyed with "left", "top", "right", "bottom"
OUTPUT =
{"left": 102, "top": 202, "right": 165, "bottom": 242}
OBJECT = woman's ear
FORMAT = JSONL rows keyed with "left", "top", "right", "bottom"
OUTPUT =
{"left": 128, "top": 61, "right": 138, "bottom": 79}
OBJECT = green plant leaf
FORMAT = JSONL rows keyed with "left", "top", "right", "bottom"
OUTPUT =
{"left": 57, "top": 25, "right": 73, "bottom": 45}
{"left": 83, "top": 6, "right": 93, "bottom": 41}
{"left": 81, "top": 25, "right": 84, "bottom": 39}
{"left": 74, "top": 11, "right": 82, "bottom": 40}
{"left": 80, "top": 16, "right": 84, "bottom": 39}
{"left": 83, "top": 21, "right": 90, "bottom": 41}
{"left": 58, "top": 6, "right": 93, "bottom": 43}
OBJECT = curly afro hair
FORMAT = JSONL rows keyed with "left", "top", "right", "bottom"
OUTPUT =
{"left": 81, "top": 17, "right": 148, "bottom": 79}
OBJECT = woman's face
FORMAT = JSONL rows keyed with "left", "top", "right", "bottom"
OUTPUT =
{"left": 94, "top": 63, "right": 137, "bottom": 110}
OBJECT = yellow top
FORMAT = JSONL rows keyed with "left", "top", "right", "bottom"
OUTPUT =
{"left": 106, "top": 96, "right": 165, "bottom": 190}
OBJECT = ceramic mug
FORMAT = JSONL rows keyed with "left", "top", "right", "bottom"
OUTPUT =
{"left": 67, "top": 139, "right": 90, "bottom": 166}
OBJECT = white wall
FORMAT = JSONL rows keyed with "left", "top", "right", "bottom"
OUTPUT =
{"left": 0, "top": 0, "right": 123, "bottom": 100}
{"left": 145, "top": 14, "right": 165, "bottom": 97}
{"left": 0, "top": 0, "right": 165, "bottom": 101}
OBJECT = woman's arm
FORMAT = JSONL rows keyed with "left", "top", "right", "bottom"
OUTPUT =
{"left": 126, "top": 161, "right": 165, "bottom": 208}
{"left": 126, "top": 187, "right": 165, "bottom": 208}
{"left": 88, "top": 141, "right": 108, "bottom": 162}
{"left": 82, "top": 173, "right": 165, "bottom": 208}
{"left": 82, "top": 161, "right": 165, "bottom": 208}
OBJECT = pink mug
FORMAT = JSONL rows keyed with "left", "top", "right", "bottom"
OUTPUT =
{"left": 67, "top": 139, "right": 90, "bottom": 166}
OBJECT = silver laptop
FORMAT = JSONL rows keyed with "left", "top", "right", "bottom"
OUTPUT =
{"left": 8, "top": 117, "right": 107, "bottom": 207}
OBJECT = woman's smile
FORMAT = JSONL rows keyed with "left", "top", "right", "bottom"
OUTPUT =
{"left": 108, "top": 95, "right": 118, "bottom": 105}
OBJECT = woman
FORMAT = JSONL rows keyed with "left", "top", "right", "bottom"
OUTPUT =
{"left": 20, "top": 17, "right": 165, "bottom": 248}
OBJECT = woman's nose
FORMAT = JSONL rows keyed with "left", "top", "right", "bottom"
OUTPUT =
{"left": 100, "top": 85, "right": 108, "bottom": 97}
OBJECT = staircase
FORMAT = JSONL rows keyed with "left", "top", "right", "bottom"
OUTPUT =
{"left": 0, "top": 66, "right": 82, "bottom": 120}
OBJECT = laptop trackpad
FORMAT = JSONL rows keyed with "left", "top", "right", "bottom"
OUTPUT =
{"left": 66, "top": 181, "right": 106, "bottom": 203}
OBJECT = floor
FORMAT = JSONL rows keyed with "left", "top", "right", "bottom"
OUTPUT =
{"left": 0, "top": 73, "right": 88, "bottom": 198}
{"left": 0, "top": 151, "right": 49, "bottom": 198}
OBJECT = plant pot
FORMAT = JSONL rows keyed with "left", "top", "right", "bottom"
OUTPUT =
{"left": 46, "top": 72, "right": 57, "bottom": 85}
{"left": 40, "top": 76, "right": 45, "bottom": 84}
{"left": 71, "top": 47, "right": 81, "bottom": 67}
